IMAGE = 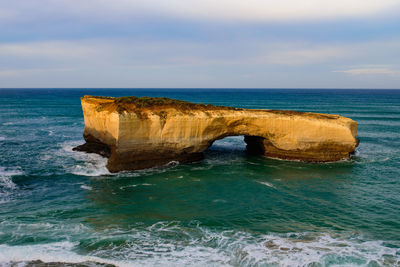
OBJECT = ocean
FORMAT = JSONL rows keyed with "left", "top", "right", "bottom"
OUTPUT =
{"left": 0, "top": 89, "right": 399, "bottom": 266}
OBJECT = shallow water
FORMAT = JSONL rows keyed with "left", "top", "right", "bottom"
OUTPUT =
{"left": 0, "top": 89, "right": 399, "bottom": 266}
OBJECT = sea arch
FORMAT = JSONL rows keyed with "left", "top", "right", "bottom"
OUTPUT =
{"left": 74, "top": 95, "right": 359, "bottom": 172}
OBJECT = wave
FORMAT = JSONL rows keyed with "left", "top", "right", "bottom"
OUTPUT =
{"left": 0, "top": 242, "right": 127, "bottom": 267}
{"left": 257, "top": 181, "right": 276, "bottom": 188}
{"left": 58, "top": 141, "right": 112, "bottom": 177}
{"left": 213, "top": 199, "right": 228, "bottom": 203}
{"left": 0, "top": 222, "right": 398, "bottom": 266}
{"left": 119, "top": 183, "right": 153, "bottom": 190}
{"left": 0, "top": 136, "right": 5, "bottom": 141}
{"left": 0, "top": 166, "right": 23, "bottom": 203}
{"left": 80, "top": 185, "right": 92, "bottom": 191}
{"left": 0, "top": 167, "right": 22, "bottom": 187}
{"left": 56, "top": 141, "right": 185, "bottom": 178}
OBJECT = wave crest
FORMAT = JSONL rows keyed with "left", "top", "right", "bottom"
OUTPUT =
{"left": 0, "top": 166, "right": 23, "bottom": 204}
{"left": 2, "top": 222, "right": 397, "bottom": 266}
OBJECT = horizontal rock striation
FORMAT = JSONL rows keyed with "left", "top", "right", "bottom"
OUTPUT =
{"left": 74, "top": 95, "right": 359, "bottom": 172}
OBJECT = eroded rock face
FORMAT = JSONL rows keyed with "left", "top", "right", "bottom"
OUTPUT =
{"left": 74, "top": 95, "right": 359, "bottom": 172}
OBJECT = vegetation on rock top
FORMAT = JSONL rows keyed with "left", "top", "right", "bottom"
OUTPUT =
{"left": 82, "top": 95, "right": 339, "bottom": 120}
{"left": 115, "top": 96, "right": 208, "bottom": 109}
{"left": 83, "top": 95, "right": 241, "bottom": 113}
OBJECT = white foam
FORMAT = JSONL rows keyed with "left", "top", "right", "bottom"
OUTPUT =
{"left": 0, "top": 136, "right": 5, "bottom": 141}
{"left": 0, "top": 167, "right": 22, "bottom": 189}
{"left": 165, "top": 161, "right": 180, "bottom": 167}
{"left": 0, "top": 225, "right": 398, "bottom": 266}
{"left": 247, "top": 161, "right": 261, "bottom": 165}
{"left": 80, "top": 185, "right": 92, "bottom": 191}
{"left": 58, "top": 141, "right": 112, "bottom": 177}
{"left": 0, "top": 242, "right": 130, "bottom": 267}
{"left": 257, "top": 181, "right": 276, "bottom": 188}
{"left": 93, "top": 226, "right": 400, "bottom": 266}
{"left": 0, "top": 166, "right": 24, "bottom": 203}
{"left": 212, "top": 199, "right": 228, "bottom": 203}
{"left": 0, "top": 167, "right": 24, "bottom": 189}
{"left": 226, "top": 232, "right": 399, "bottom": 266}
{"left": 55, "top": 141, "right": 186, "bottom": 177}
{"left": 190, "top": 165, "right": 213, "bottom": 171}
{"left": 120, "top": 183, "right": 153, "bottom": 190}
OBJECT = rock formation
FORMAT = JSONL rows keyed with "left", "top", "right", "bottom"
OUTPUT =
{"left": 73, "top": 95, "right": 359, "bottom": 172}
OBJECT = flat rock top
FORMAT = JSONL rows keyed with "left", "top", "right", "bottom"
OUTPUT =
{"left": 82, "top": 95, "right": 342, "bottom": 120}
{"left": 82, "top": 95, "right": 240, "bottom": 113}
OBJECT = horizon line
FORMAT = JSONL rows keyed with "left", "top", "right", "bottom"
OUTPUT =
{"left": 1, "top": 87, "right": 400, "bottom": 90}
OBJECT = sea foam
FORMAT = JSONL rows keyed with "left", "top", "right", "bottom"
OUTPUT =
{"left": 0, "top": 224, "right": 397, "bottom": 267}
{"left": 80, "top": 185, "right": 92, "bottom": 191}
{"left": 60, "top": 141, "right": 112, "bottom": 177}
{"left": 257, "top": 181, "right": 276, "bottom": 188}
{"left": 0, "top": 166, "right": 23, "bottom": 204}
{"left": 0, "top": 167, "right": 22, "bottom": 189}
{"left": 0, "top": 242, "right": 129, "bottom": 267}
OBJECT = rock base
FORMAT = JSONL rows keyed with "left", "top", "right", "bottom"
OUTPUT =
{"left": 245, "top": 136, "right": 357, "bottom": 162}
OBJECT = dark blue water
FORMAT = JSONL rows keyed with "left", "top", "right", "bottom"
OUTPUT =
{"left": 0, "top": 89, "right": 399, "bottom": 266}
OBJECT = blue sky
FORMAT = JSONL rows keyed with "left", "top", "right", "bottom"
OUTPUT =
{"left": 0, "top": 0, "right": 400, "bottom": 88}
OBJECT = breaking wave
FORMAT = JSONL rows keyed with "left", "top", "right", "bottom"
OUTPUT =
{"left": 0, "top": 242, "right": 124, "bottom": 267}
{"left": 119, "top": 183, "right": 153, "bottom": 190}
{"left": 0, "top": 222, "right": 398, "bottom": 266}
{"left": 80, "top": 185, "right": 93, "bottom": 191}
{"left": 56, "top": 141, "right": 182, "bottom": 178}
{"left": 0, "top": 166, "right": 23, "bottom": 203}
{"left": 257, "top": 181, "right": 276, "bottom": 188}
{"left": 57, "top": 141, "right": 112, "bottom": 177}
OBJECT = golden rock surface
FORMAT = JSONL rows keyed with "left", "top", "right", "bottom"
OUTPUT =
{"left": 74, "top": 95, "right": 359, "bottom": 172}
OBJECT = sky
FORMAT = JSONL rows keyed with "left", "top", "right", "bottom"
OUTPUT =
{"left": 0, "top": 0, "right": 400, "bottom": 88}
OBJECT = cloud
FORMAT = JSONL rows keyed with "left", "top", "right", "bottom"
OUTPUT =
{"left": 334, "top": 67, "right": 400, "bottom": 76}
{"left": 0, "top": 39, "right": 399, "bottom": 88}
{"left": 137, "top": 0, "right": 400, "bottom": 22}
{"left": 0, "top": 42, "right": 94, "bottom": 58}
{"left": 0, "top": 40, "right": 356, "bottom": 70}
{"left": 1, "top": 0, "right": 399, "bottom": 24}
{"left": 0, "top": 68, "right": 73, "bottom": 77}
{"left": 265, "top": 47, "right": 348, "bottom": 65}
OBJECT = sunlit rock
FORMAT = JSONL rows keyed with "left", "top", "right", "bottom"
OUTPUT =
{"left": 74, "top": 95, "right": 359, "bottom": 172}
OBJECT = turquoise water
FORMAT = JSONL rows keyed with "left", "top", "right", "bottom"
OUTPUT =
{"left": 0, "top": 89, "right": 399, "bottom": 266}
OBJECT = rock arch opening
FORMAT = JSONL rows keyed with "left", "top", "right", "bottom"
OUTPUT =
{"left": 205, "top": 135, "right": 266, "bottom": 156}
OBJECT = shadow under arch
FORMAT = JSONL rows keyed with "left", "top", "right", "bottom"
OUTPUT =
{"left": 204, "top": 134, "right": 264, "bottom": 155}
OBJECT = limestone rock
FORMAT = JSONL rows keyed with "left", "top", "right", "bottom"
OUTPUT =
{"left": 74, "top": 95, "right": 359, "bottom": 172}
